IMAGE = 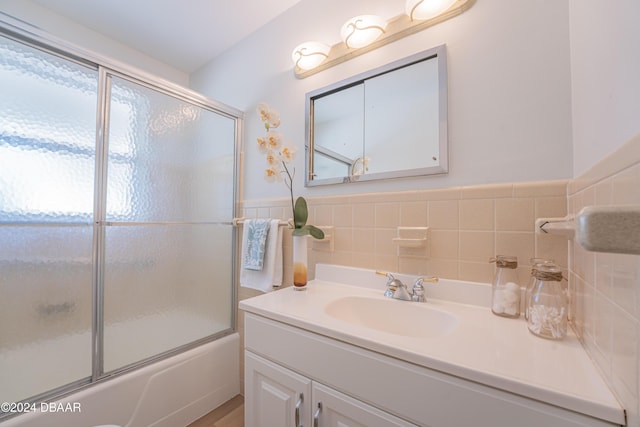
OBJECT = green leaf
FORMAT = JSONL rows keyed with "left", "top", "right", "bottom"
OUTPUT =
{"left": 306, "top": 225, "right": 325, "bottom": 240}
{"left": 294, "top": 196, "right": 308, "bottom": 228}
{"left": 292, "top": 224, "right": 325, "bottom": 240}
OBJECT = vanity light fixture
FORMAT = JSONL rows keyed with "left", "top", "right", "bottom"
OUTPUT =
{"left": 291, "top": 41, "right": 331, "bottom": 71}
{"left": 292, "top": 0, "right": 474, "bottom": 78}
{"left": 406, "top": 0, "right": 459, "bottom": 21}
{"left": 340, "top": 15, "right": 387, "bottom": 49}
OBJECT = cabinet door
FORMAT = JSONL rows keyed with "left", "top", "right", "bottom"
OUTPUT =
{"left": 311, "top": 382, "right": 417, "bottom": 427}
{"left": 246, "top": 351, "right": 312, "bottom": 427}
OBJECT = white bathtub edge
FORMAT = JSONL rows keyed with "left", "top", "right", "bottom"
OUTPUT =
{"left": 1, "top": 333, "right": 240, "bottom": 427}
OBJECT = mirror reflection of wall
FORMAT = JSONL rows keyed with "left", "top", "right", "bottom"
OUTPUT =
{"left": 365, "top": 57, "right": 439, "bottom": 174}
{"left": 312, "top": 85, "right": 364, "bottom": 180}
{"left": 307, "top": 45, "right": 448, "bottom": 186}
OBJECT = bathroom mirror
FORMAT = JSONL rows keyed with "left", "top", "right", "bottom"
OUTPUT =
{"left": 305, "top": 45, "right": 448, "bottom": 186}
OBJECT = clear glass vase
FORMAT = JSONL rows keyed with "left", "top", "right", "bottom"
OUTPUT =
{"left": 292, "top": 234, "right": 308, "bottom": 290}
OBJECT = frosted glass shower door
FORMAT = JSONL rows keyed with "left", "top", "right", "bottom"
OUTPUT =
{"left": 0, "top": 36, "right": 97, "bottom": 403}
{"left": 102, "top": 75, "right": 236, "bottom": 372}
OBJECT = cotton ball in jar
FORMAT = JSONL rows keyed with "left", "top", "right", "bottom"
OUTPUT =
{"left": 492, "top": 282, "right": 521, "bottom": 317}
{"left": 492, "top": 290, "right": 506, "bottom": 314}
{"left": 503, "top": 282, "right": 521, "bottom": 316}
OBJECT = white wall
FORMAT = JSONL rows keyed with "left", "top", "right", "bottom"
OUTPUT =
{"left": 569, "top": 0, "right": 640, "bottom": 177}
{"left": 568, "top": 2, "right": 640, "bottom": 423}
{"left": 0, "top": 0, "right": 189, "bottom": 86}
{"left": 191, "top": 0, "right": 573, "bottom": 201}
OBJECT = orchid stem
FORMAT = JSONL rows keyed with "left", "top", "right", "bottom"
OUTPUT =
{"left": 282, "top": 161, "right": 295, "bottom": 226}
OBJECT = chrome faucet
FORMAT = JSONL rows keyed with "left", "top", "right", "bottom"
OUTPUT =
{"left": 378, "top": 271, "right": 403, "bottom": 298}
{"left": 393, "top": 280, "right": 413, "bottom": 301}
{"left": 377, "top": 271, "right": 439, "bottom": 302}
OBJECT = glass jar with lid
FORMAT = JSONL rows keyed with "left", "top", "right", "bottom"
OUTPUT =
{"left": 527, "top": 264, "right": 567, "bottom": 340}
{"left": 524, "top": 258, "right": 555, "bottom": 320}
{"left": 490, "top": 255, "right": 520, "bottom": 318}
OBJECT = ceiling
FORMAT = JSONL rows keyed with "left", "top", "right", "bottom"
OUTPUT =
{"left": 32, "top": 0, "right": 303, "bottom": 73}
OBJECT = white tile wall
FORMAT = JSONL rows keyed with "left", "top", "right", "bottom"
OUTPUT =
{"left": 241, "top": 180, "right": 568, "bottom": 285}
{"left": 238, "top": 136, "right": 640, "bottom": 419}
{"left": 569, "top": 135, "right": 640, "bottom": 425}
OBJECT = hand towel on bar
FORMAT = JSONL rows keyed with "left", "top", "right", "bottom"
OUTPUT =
{"left": 240, "top": 219, "right": 283, "bottom": 292}
{"left": 242, "top": 218, "right": 270, "bottom": 271}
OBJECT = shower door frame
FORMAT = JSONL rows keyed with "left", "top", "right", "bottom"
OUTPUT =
{"left": 0, "top": 14, "right": 244, "bottom": 414}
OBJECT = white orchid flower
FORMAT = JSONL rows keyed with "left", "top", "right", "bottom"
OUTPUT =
{"left": 264, "top": 165, "right": 282, "bottom": 183}
{"left": 280, "top": 145, "right": 297, "bottom": 163}
{"left": 256, "top": 135, "right": 268, "bottom": 154}
{"left": 265, "top": 150, "right": 280, "bottom": 166}
{"left": 257, "top": 102, "right": 281, "bottom": 130}
{"left": 265, "top": 130, "right": 283, "bottom": 151}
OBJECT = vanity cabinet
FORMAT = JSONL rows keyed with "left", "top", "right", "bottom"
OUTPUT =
{"left": 243, "top": 312, "right": 622, "bottom": 427}
{"left": 246, "top": 351, "right": 415, "bottom": 427}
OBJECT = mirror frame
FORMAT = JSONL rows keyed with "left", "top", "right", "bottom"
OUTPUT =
{"left": 305, "top": 44, "right": 448, "bottom": 187}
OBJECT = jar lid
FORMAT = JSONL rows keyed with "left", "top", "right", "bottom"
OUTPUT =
{"left": 534, "top": 264, "right": 563, "bottom": 281}
{"left": 530, "top": 258, "right": 556, "bottom": 275}
{"left": 529, "top": 257, "right": 555, "bottom": 266}
{"left": 491, "top": 255, "right": 517, "bottom": 269}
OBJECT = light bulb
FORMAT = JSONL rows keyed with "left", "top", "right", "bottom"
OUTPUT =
{"left": 340, "top": 15, "right": 387, "bottom": 49}
{"left": 291, "top": 42, "right": 331, "bottom": 71}
{"left": 406, "top": 0, "right": 457, "bottom": 21}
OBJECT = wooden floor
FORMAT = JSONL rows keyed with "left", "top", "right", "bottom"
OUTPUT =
{"left": 186, "top": 395, "right": 244, "bottom": 427}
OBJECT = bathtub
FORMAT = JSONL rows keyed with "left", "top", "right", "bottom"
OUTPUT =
{"left": 1, "top": 333, "right": 240, "bottom": 427}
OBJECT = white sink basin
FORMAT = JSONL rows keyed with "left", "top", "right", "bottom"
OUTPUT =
{"left": 324, "top": 296, "right": 459, "bottom": 339}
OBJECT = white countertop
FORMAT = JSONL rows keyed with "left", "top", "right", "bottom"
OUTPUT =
{"left": 239, "top": 265, "right": 624, "bottom": 425}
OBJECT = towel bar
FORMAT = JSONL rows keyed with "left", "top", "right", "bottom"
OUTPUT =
{"left": 232, "top": 217, "right": 291, "bottom": 227}
{"left": 536, "top": 215, "right": 576, "bottom": 238}
{"left": 536, "top": 206, "right": 640, "bottom": 255}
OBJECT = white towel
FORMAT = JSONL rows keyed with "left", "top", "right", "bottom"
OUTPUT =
{"left": 240, "top": 219, "right": 283, "bottom": 292}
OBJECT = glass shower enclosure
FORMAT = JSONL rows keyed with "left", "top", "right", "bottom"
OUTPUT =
{"left": 0, "top": 24, "right": 241, "bottom": 414}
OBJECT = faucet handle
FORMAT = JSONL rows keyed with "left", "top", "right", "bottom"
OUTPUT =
{"left": 377, "top": 271, "right": 398, "bottom": 298}
{"left": 412, "top": 276, "right": 438, "bottom": 302}
{"left": 411, "top": 282, "right": 425, "bottom": 302}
